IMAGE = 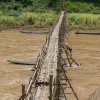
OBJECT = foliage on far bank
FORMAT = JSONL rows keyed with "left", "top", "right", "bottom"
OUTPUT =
{"left": 0, "top": 0, "right": 100, "bottom": 14}
{"left": 0, "top": 1, "right": 100, "bottom": 30}
{"left": 67, "top": 13, "right": 100, "bottom": 30}
{"left": 65, "top": 1, "right": 100, "bottom": 14}
{"left": 0, "top": 12, "right": 57, "bottom": 29}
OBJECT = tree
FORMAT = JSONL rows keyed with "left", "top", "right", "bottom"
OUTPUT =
{"left": 48, "top": 0, "right": 59, "bottom": 7}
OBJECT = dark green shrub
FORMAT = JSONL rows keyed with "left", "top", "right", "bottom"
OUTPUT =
{"left": 65, "top": 1, "right": 93, "bottom": 13}
{"left": 6, "top": 2, "right": 22, "bottom": 10}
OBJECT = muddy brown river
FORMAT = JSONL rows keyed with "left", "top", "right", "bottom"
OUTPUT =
{"left": 0, "top": 29, "right": 46, "bottom": 100}
{"left": 67, "top": 31, "right": 100, "bottom": 100}
{"left": 0, "top": 29, "right": 100, "bottom": 100}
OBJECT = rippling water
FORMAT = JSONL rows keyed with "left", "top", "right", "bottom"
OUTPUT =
{"left": 0, "top": 29, "right": 46, "bottom": 100}
{"left": 67, "top": 31, "right": 100, "bottom": 100}
{"left": 0, "top": 29, "right": 100, "bottom": 100}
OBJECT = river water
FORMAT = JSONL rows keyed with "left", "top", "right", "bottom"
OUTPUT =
{"left": 67, "top": 31, "right": 100, "bottom": 100}
{"left": 0, "top": 29, "right": 46, "bottom": 100}
{"left": 0, "top": 29, "right": 100, "bottom": 100}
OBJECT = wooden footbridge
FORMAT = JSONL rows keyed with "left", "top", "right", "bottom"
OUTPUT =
{"left": 19, "top": 11, "right": 79, "bottom": 100}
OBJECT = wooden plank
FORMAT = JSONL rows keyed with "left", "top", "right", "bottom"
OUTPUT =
{"left": 75, "top": 31, "right": 100, "bottom": 35}
{"left": 20, "top": 30, "right": 48, "bottom": 34}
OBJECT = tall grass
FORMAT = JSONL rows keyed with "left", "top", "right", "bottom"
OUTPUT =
{"left": 67, "top": 13, "right": 100, "bottom": 29}
{"left": 0, "top": 12, "right": 57, "bottom": 29}
{"left": 0, "top": 12, "right": 100, "bottom": 30}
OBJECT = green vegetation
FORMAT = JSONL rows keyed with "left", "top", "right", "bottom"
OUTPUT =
{"left": 66, "top": 1, "right": 91, "bottom": 13}
{"left": 65, "top": 1, "right": 100, "bottom": 14}
{"left": 0, "top": 12, "right": 57, "bottom": 29}
{"left": 0, "top": 0, "right": 100, "bottom": 13}
{"left": 0, "top": 0, "right": 59, "bottom": 29}
{"left": 0, "top": 0, "right": 100, "bottom": 29}
{"left": 1, "top": 12, "right": 100, "bottom": 30}
{"left": 67, "top": 13, "right": 100, "bottom": 29}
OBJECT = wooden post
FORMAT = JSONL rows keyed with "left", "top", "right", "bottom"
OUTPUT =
{"left": 49, "top": 75, "right": 53, "bottom": 100}
{"left": 22, "top": 84, "right": 25, "bottom": 100}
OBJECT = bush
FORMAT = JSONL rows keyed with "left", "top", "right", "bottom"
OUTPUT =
{"left": 0, "top": 16, "right": 21, "bottom": 29}
{"left": 65, "top": 1, "right": 94, "bottom": 13}
{"left": 6, "top": 2, "right": 22, "bottom": 10}
{"left": 0, "top": 2, "right": 22, "bottom": 11}
{"left": 67, "top": 13, "right": 100, "bottom": 29}
{"left": 0, "top": 12, "right": 57, "bottom": 29}
{"left": 19, "top": 12, "right": 57, "bottom": 28}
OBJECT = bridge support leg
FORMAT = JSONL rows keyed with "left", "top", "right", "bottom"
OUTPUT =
{"left": 22, "top": 84, "right": 25, "bottom": 100}
{"left": 49, "top": 75, "right": 53, "bottom": 100}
